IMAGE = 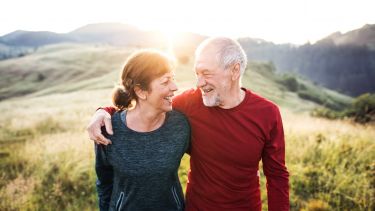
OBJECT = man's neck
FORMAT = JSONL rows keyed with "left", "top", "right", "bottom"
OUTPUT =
{"left": 219, "top": 87, "right": 246, "bottom": 109}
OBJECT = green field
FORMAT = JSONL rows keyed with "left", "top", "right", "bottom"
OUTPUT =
{"left": 0, "top": 44, "right": 373, "bottom": 210}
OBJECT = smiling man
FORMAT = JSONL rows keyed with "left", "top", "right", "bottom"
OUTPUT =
{"left": 87, "top": 37, "right": 290, "bottom": 211}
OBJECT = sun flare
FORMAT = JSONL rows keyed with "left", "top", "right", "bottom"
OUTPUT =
{"left": 0, "top": 0, "right": 374, "bottom": 44}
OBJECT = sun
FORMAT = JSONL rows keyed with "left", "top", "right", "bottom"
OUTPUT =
{"left": 161, "top": 28, "right": 178, "bottom": 55}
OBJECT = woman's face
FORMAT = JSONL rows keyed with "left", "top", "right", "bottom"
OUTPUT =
{"left": 145, "top": 71, "right": 178, "bottom": 113}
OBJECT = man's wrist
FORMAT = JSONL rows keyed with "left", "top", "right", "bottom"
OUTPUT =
{"left": 97, "top": 109, "right": 111, "bottom": 119}
{"left": 97, "top": 107, "right": 117, "bottom": 116}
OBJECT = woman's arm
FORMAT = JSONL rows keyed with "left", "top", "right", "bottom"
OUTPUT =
{"left": 95, "top": 143, "right": 113, "bottom": 211}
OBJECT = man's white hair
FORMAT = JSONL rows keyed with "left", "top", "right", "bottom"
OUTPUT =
{"left": 195, "top": 37, "right": 248, "bottom": 75}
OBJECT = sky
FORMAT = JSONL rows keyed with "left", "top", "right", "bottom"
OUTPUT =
{"left": 1, "top": 0, "right": 375, "bottom": 44}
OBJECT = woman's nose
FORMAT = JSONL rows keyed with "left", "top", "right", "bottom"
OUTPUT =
{"left": 170, "top": 81, "right": 178, "bottom": 91}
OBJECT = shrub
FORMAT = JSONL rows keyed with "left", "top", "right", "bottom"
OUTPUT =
{"left": 298, "top": 90, "right": 325, "bottom": 104}
{"left": 314, "top": 93, "right": 375, "bottom": 123}
{"left": 279, "top": 75, "right": 299, "bottom": 92}
{"left": 348, "top": 93, "right": 375, "bottom": 123}
{"left": 311, "top": 107, "right": 342, "bottom": 119}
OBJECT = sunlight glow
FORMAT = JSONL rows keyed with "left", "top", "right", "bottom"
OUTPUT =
{"left": 162, "top": 29, "right": 178, "bottom": 55}
{"left": 0, "top": 0, "right": 374, "bottom": 44}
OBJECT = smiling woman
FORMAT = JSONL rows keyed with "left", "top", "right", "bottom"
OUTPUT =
{"left": 95, "top": 49, "right": 190, "bottom": 211}
{"left": 112, "top": 50, "right": 175, "bottom": 111}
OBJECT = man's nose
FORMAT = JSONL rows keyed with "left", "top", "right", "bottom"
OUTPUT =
{"left": 196, "top": 76, "right": 206, "bottom": 88}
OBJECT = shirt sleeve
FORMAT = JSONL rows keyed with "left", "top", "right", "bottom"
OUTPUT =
{"left": 262, "top": 106, "right": 290, "bottom": 211}
{"left": 101, "top": 107, "right": 117, "bottom": 116}
{"left": 95, "top": 136, "right": 113, "bottom": 211}
{"left": 172, "top": 88, "right": 194, "bottom": 113}
{"left": 173, "top": 90, "right": 194, "bottom": 155}
{"left": 183, "top": 117, "right": 191, "bottom": 155}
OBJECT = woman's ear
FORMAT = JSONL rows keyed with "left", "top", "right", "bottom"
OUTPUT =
{"left": 134, "top": 86, "right": 147, "bottom": 100}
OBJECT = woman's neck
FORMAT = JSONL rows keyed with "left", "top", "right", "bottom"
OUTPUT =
{"left": 126, "top": 105, "right": 166, "bottom": 132}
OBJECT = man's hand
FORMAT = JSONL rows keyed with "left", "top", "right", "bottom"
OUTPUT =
{"left": 87, "top": 109, "right": 113, "bottom": 145}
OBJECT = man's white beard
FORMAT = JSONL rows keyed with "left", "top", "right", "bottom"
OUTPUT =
{"left": 202, "top": 94, "right": 220, "bottom": 107}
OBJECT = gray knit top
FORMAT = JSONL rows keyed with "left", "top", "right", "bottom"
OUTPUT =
{"left": 95, "top": 110, "right": 190, "bottom": 211}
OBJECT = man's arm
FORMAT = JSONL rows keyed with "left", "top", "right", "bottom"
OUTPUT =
{"left": 262, "top": 106, "right": 290, "bottom": 211}
{"left": 95, "top": 143, "right": 113, "bottom": 211}
{"left": 87, "top": 107, "right": 116, "bottom": 145}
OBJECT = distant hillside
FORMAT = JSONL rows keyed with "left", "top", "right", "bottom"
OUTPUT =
{"left": 243, "top": 62, "right": 352, "bottom": 111}
{"left": 0, "top": 43, "right": 352, "bottom": 112}
{"left": 324, "top": 24, "right": 375, "bottom": 48}
{"left": 239, "top": 24, "right": 375, "bottom": 96}
{"left": 0, "top": 30, "right": 72, "bottom": 47}
{"left": 0, "top": 43, "right": 135, "bottom": 100}
{"left": 69, "top": 23, "right": 167, "bottom": 47}
{"left": 0, "top": 23, "right": 168, "bottom": 48}
{"left": 0, "top": 42, "right": 34, "bottom": 60}
{"left": 1, "top": 22, "right": 374, "bottom": 96}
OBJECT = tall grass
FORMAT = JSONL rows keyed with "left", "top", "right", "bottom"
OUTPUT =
{"left": 1, "top": 90, "right": 373, "bottom": 211}
{"left": 0, "top": 57, "right": 373, "bottom": 210}
{"left": 0, "top": 90, "right": 109, "bottom": 211}
{"left": 281, "top": 111, "right": 374, "bottom": 210}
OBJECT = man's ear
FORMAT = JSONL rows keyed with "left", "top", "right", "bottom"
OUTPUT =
{"left": 231, "top": 63, "right": 241, "bottom": 81}
{"left": 134, "top": 86, "right": 147, "bottom": 100}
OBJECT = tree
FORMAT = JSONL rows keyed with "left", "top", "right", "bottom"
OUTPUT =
{"left": 348, "top": 93, "right": 375, "bottom": 123}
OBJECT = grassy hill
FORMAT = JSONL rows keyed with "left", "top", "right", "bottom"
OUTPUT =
{"left": 2, "top": 22, "right": 374, "bottom": 96}
{"left": 0, "top": 43, "right": 137, "bottom": 100}
{"left": 239, "top": 24, "right": 375, "bottom": 96}
{"left": 0, "top": 43, "right": 352, "bottom": 111}
{"left": 0, "top": 44, "right": 373, "bottom": 210}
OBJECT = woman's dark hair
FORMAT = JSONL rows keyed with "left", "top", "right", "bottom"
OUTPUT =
{"left": 112, "top": 50, "right": 173, "bottom": 110}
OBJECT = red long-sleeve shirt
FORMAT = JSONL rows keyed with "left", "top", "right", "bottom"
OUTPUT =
{"left": 104, "top": 88, "right": 289, "bottom": 210}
